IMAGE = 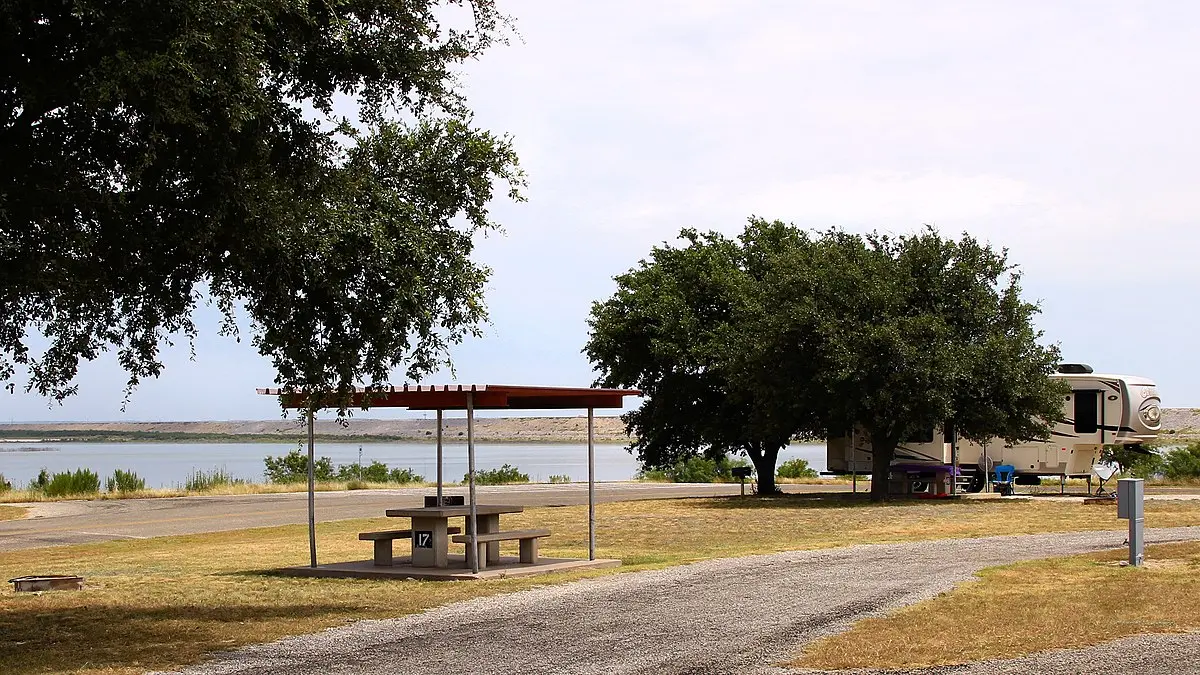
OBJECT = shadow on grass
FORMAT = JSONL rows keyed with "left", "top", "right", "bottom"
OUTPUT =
{"left": 697, "top": 492, "right": 996, "bottom": 511}
{"left": 0, "top": 600, "right": 356, "bottom": 675}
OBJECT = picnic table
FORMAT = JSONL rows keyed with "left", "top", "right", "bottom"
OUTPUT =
{"left": 384, "top": 504, "right": 524, "bottom": 568}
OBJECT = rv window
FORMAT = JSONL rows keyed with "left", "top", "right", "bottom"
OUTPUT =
{"left": 906, "top": 427, "right": 935, "bottom": 444}
{"left": 1074, "top": 390, "right": 1099, "bottom": 434}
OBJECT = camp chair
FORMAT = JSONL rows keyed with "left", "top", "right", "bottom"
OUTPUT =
{"left": 992, "top": 464, "right": 1017, "bottom": 496}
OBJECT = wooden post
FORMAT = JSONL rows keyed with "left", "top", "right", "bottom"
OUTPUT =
{"left": 588, "top": 407, "right": 596, "bottom": 561}
{"left": 307, "top": 410, "right": 316, "bottom": 568}
{"left": 436, "top": 408, "right": 443, "bottom": 506}
{"left": 467, "top": 392, "right": 478, "bottom": 574}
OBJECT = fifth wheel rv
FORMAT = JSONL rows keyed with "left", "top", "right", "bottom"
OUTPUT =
{"left": 826, "top": 364, "right": 1162, "bottom": 493}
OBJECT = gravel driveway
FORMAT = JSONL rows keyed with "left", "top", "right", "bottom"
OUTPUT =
{"left": 164, "top": 527, "right": 1200, "bottom": 675}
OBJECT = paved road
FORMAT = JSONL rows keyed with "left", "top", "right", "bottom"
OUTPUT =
{"left": 0, "top": 482, "right": 848, "bottom": 551}
{"left": 161, "top": 526, "right": 1200, "bottom": 675}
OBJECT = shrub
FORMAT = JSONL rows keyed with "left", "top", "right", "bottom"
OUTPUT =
{"left": 388, "top": 467, "right": 423, "bottom": 484}
{"left": 671, "top": 456, "right": 719, "bottom": 483}
{"left": 548, "top": 474, "right": 571, "bottom": 484}
{"left": 637, "top": 468, "right": 670, "bottom": 482}
{"left": 637, "top": 455, "right": 752, "bottom": 483}
{"left": 264, "top": 449, "right": 335, "bottom": 483}
{"left": 777, "top": 458, "right": 818, "bottom": 479}
{"left": 345, "top": 479, "right": 369, "bottom": 490}
{"left": 1164, "top": 443, "right": 1200, "bottom": 480}
{"left": 723, "top": 457, "right": 752, "bottom": 479}
{"left": 106, "top": 469, "right": 146, "bottom": 493}
{"left": 336, "top": 461, "right": 392, "bottom": 483}
{"left": 185, "top": 467, "right": 245, "bottom": 491}
{"left": 1101, "top": 444, "right": 1165, "bottom": 478}
{"left": 40, "top": 468, "right": 101, "bottom": 497}
{"left": 0, "top": 473, "right": 11, "bottom": 492}
{"left": 470, "top": 464, "right": 529, "bottom": 485}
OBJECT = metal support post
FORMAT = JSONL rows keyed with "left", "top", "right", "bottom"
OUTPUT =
{"left": 588, "top": 407, "right": 596, "bottom": 561}
{"left": 467, "top": 393, "right": 478, "bottom": 574}
{"left": 436, "top": 409, "right": 443, "bottom": 506}
{"left": 307, "top": 410, "right": 316, "bottom": 568}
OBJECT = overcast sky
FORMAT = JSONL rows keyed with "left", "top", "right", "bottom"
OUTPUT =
{"left": 6, "top": 0, "right": 1198, "bottom": 422}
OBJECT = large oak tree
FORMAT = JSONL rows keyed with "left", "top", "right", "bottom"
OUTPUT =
{"left": 588, "top": 220, "right": 1065, "bottom": 500}
{"left": 1, "top": 0, "right": 523, "bottom": 408}
{"left": 753, "top": 228, "right": 1066, "bottom": 500}
{"left": 585, "top": 220, "right": 819, "bottom": 494}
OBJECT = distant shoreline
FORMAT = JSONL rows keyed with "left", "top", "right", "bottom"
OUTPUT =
{"left": 0, "top": 416, "right": 635, "bottom": 445}
{"left": 3, "top": 407, "right": 1198, "bottom": 445}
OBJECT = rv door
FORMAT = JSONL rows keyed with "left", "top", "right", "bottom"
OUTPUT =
{"left": 1074, "top": 390, "right": 1100, "bottom": 438}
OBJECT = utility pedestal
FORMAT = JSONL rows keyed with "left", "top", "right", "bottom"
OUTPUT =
{"left": 1117, "top": 478, "right": 1144, "bottom": 566}
{"left": 731, "top": 466, "right": 752, "bottom": 497}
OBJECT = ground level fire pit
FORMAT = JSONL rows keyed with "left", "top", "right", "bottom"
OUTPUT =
{"left": 9, "top": 575, "right": 84, "bottom": 592}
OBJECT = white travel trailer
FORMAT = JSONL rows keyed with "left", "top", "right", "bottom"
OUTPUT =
{"left": 827, "top": 364, "right": 1162, "bottom": 493}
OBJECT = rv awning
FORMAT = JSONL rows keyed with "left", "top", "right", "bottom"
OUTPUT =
{"left": 256, "top": 384, "right": 641, "bottom": 411}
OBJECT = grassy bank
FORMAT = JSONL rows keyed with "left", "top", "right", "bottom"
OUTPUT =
{"left": 796, "top": 539, "right": 1200, "bottom": 670}
{"left": 2, "top": 496, "right": 1200, "bottom": 674}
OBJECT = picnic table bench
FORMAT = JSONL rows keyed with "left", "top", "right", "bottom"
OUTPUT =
{"left": 384, "top": 504, "right": 526, "bottom": 568}
{"left": 360, "top": 527, "right": 461, "bottom": 566}
{"left": 452, "top": 528, "right": 551, "bottom": 569}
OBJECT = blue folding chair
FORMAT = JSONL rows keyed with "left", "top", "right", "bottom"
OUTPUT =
{"left": 993, "top": 464, "right": 1017, "bottom": 496}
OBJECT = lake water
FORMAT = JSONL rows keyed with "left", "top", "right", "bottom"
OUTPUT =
{"left": 0, "top": 441, "right": 828, "bottom": 489}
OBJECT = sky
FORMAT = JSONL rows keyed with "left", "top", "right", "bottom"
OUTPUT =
{"left": 6, "top": 0, "right": 1199, "bottom": 422}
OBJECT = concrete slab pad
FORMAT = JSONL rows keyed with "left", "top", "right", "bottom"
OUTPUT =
{"left": 277, "top": 554, "right": 620, "bottom": 581}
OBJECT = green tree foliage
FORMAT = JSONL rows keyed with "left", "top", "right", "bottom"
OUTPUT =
{"left": 776, "top": 458, "right": 818, "bottom": 480}
{"left": 1164, "top": 442, "right": 1200, "bottom": 480}
{"left": 1101, "top": 444, "right": 1164, "bottom": 478}
{"left": 264, "top": 449, "right": 335, "bottom": 483}
{"left": 585, "top": 223, "right": 802, "bottom": 494}
{"left": 588, "top": 219, "right": 1064, "bottom": 501}
{"left": 1, "top": 1, "right": 524, "bottom": 408}
{"left": 756, "top": 227, "right": 1065, "bottom": 501}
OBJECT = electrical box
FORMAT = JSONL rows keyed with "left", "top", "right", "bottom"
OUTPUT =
{"left": 1117, "top": 478, "right": 1144, "bottom": 520}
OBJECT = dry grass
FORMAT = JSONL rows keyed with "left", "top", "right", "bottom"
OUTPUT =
{"left": 795, "top": 540, "right": 1200, "bottom": 671}
{"left": 0, "top": 505, "right": 26, "bottom": 521}
{"left": 1, "top": 495, "right": 1199, "bottom": 675}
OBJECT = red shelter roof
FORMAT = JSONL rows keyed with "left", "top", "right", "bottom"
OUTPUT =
{"left": 257, "top": 384, "right": 641, "bottom": 411}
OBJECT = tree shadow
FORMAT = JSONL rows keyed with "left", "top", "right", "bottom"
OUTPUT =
{"left": 1, "top": 599, "right": 356, "bottom": 675}
{"left": 697, "top": 491, "right": 979, "bottom": 511}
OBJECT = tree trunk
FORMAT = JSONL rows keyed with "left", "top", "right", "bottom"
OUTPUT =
{"left": 748, "top": 444, "right": 781, "bottom": 495}
{"left": 869, "top": 433, "right": 896, "bottom": 502}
